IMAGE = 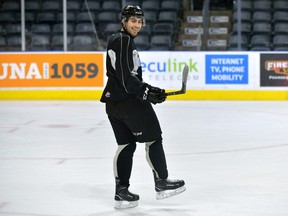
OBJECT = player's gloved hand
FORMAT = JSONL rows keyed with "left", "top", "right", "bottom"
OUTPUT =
{"left": 138, "top": 83, "right": 166, "bottom": 104}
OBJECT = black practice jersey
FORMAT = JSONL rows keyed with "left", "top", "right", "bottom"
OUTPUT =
{"left": 100, "top": 30, "right": 144, "bottom": 102}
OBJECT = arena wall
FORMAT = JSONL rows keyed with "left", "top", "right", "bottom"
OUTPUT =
{"left": 0, "top": 51, "right": 287, "bottom": 100}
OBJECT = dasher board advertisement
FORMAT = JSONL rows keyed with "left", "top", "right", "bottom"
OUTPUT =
{"left": 0, "top": 52, "right": 104, "bottom": 88}
{"left": 260, "top": 53, "right": 288, "bottom": 87}
{"left": 139, "top": 51, "right": 255, "bottom": 90}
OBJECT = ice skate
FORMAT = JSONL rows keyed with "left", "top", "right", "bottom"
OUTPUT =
{"left": 153, "top": 171, "right": 186, "bottom": 200}
{"left": 114, "top": 178, "right": 139, "bottom": 210}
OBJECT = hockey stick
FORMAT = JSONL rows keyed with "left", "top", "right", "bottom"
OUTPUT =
{"left": 165, "top": 64, "right": 189, "bottom": 96}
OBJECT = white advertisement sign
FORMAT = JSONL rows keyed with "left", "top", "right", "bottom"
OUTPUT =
{"left": 139, "top": 51, "right": 205, "bottom": 89}
{"left": 139, "top": 51, "right": 261, "bottom": 90}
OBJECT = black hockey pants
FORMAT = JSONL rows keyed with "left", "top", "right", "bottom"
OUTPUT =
{"left": 106, "top": 98, "right": 169, "bottom": 186}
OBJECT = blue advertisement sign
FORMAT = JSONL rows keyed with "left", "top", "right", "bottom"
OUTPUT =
{"left": 205, "top": 55, "right": 248, "bottom": 84}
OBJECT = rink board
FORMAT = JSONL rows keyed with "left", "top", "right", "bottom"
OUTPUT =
{"left": 0, "top": 51, "right": 287, "bottom": 100}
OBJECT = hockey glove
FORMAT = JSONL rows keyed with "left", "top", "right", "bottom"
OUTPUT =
{"left": 138, "top": 83, "right": 166, "bottom": 105}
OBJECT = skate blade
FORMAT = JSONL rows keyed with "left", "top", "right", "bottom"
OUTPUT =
{"left": 114, "top": 200, "right": 138, "bottom": 210}
{"left": 156, "top": 186, "right": 186, "bottom": 200}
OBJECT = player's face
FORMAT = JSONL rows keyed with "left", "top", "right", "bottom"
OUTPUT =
{"left": 125, "top": 16, "right": 143, "bottom": 37}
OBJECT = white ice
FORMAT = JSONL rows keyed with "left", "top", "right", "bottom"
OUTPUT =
{"left": 0, "top": 100, "right": 288, "bottom": 216}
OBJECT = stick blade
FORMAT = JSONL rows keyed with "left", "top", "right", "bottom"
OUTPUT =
{"left": 181, "top": 64, "right": 189, "bottom": 93}
{"left": 164, "top": 64, "right": 189, "bottom": 96}
{"left": 182, "top": 65, "right": 189, "bottom": 83}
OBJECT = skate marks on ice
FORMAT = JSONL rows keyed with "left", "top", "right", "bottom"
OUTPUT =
{"left": 1, "top": 101, "right": 288, "bottom": 216}
{"left": 89, "top": 203, "right": 193, "bottom": 216}
{"left": 62, "top": 183, "right": 106, "bottom": 200}
{"left": 61, "top": 183, "right": 191, "bottom": 216}
{"left": 60, "top": 184, "right": 191, "bottom": 216}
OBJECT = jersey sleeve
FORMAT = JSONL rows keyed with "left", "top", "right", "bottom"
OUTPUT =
{"left": 112, "top": 33, "right": 144, "bottom": 94}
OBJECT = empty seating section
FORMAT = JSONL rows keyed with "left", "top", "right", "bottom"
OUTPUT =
{"left": 0, "top": 0, "right": 182, "bottom": 51}
{"left": 137, "top": 0, "right": 183, "bottom": 50}
{"left": 1, "top": 0, "right": 287, "bottom": 51}
{"left": 229, "top": 0, "right": 288, "bottom": 51}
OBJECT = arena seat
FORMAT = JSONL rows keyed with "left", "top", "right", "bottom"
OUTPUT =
{"left": 30, "top": 34, "right": 50, "bottom": 50}
{"left": 150, "top": 35, "right": 172, "bottom": 50}
{"left": 97, "top": 12, "right": 118, "bottom": 32}
{"left": 143, "top": 11, "right": 157, "bottom": 25}
{"left": 31, "top": 24, "right": 51, "bottom": 34}
{"left": 134, "top": 35, "right": 150, "bottom": 50}
{"left": 37, "top": 12, "right": 57, "bottom": 24}
{"left": 15, "top": 12, "right": 35, "bottom": 24}
{"left": 142, "top": 1, "right": 160, "bottom": 13}
{"left": 273, "top": 35, "right": 288, "bottom": 48}
{"left": 6, "top": 35, "right": 22, "bottom": 50}
{"left": 228, "top": 34, "right": 250, "bottom": 49}
{"left": 232, "top": 11, "right": 252, "bottom": 23}
{"left": 51, "top": 35, "right": 73, "bottom": 50}
{"left": 252, "top": 11, "right": 272, "bottom": 22}
{"left": 102, "top": 1, "right": 121, "bottom": 13}
{"left": 152, "top": 23, "right": 174, "bottom": 37}
{"left": 250, "top": 34, "right": 271, "bottom": 49}
{"left": 273, "top": 11, "right": 288, "bottom": 22}
{"left": 253, "top": 0, "right": 272, "bottom": 11}
{"left": 0, "top": 12, "right": 15, "bottom": 26}
{"left": 25, "top": 1, "right": 41, "bottom": 12}
{"left": 252, "top": 22, "right": 272, "bottom": 34}
{"left": 76, "top": 12, "right": 97, "bottom": 23}
{"left": 0, "top": 35, "right": 6, "bottom": 50}
{"left": 75, "top": 22, "right": 95, "bottom": 35}
{"left": 71, "top": 34, "right": 98, "bottom": 51}
{"left": 274, "top": 1, "right": 288, "bottom": 11}
{"left": 67, "top": 1, "right": 81, "bottom": 12}
{"left": 1, "top": 1, "right": 20, "bottom": 12}
{"left": 103, "top": 23, "right": 120, "bottom": 40}
{"left": 57, "top": 12, "right": 76, "bottom": 23}
{"left": 5, "top": 24, "right": 22, "bottom": 36}
{"left": 81, "top": 1, "right": 101, "bottom": 12}
{"left": 52, "top": 23, "right": 75, "bottom": 35}
{"left": 160, "top": 1, "right": 181, "bottom": 12}
{"left": 274, "top": 23, "right": 288, "bottom": 34}
{"left": 42, "top": 1, "right": 62, "bottom": 13}
{"left": 232, "top": 22, "right": 251, "bottom": 34}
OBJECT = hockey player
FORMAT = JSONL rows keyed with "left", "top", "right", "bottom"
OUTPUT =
{"left": 100, "top": 5, "right": 186, "bottom": 210}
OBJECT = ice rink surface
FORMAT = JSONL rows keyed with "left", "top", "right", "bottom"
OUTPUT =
{"left": 0, "top": 100, "right": 288, "bottom": 216}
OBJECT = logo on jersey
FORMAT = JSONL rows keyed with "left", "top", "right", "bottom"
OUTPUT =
{"left": 133, "top": 132, "right": 142, "bottom": 136}
{"left": 105, "top": 92, "right": 111, "bottom": 98}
